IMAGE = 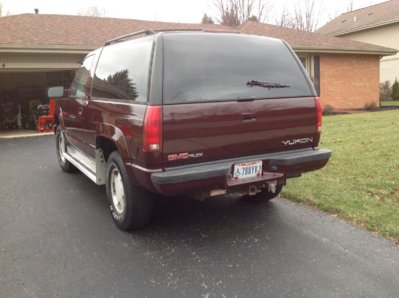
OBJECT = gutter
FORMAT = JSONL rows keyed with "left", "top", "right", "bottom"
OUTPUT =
{"left": 293, "top": 46, "right": 397, "bottom": 57}
{"left": 0, "top": 43, "right": 396, "bottom": 58}
{"left": 0, "top": 44, "right": 96, "bottom": 54}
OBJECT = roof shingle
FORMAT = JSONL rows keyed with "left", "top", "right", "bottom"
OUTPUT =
{"left": 0, "top": 13, "right": 396, "bottom": 56}
{"left": 240, "top": 21, "right": 396, "bottom": 55}
{"left": 0, "top": 13, "right": 230, "bottom": 47}
{"left": 317, "top": 0, "right": 399, "bottom": 36}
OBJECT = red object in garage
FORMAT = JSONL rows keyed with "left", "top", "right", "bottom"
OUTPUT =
{"left": 37, "top": 99, "right": 55, "bottom": 132}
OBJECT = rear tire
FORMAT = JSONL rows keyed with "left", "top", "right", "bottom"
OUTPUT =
{"left": 55, "top": 126, "right": 76, "bottom": 172}
{"left": 241, "top": 185, "right": 283, "bottom": 204}
{"left": 106, "top": 151, "right": 153, "bottom": 231}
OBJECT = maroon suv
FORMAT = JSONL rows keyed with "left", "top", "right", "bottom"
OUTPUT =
{"left": 48, "top": 30, "right": 331, "bottom": 231}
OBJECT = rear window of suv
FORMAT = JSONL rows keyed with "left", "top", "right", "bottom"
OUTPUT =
{"left": 163, "top": 33, "right": 314, "bottom": 104}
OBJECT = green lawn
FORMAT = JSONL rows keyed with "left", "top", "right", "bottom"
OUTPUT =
{"left": 282, "top": 110, "right": 399, "bottom": 242}
{"left": 381, "top": 100, "right": 399, "bottom": 107}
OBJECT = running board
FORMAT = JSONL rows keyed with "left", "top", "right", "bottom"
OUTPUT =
{"left": 63, "top": 145, "right": 106, "bottom": 185}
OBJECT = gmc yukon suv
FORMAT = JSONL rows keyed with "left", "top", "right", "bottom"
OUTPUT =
{"left": 48, "top": 30, "right": 331, "bottom": 231}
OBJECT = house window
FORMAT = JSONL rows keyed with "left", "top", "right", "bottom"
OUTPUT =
{"left": 313, "top": 56, "right": 320, "bottom": 96}
{"left": 299, "top": 57, "right": 308, "bottom": 69}
{"left": 297, "top": 54, "right": 320, "bottom": 96}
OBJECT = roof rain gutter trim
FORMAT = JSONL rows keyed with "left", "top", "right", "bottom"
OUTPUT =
{"left": 0, "top": 44, "right": 95, "bottom": 54}
{"left": 293, "top": 46, "right": 397, "bottom": 56}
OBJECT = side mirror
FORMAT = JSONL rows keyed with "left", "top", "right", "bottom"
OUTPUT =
{"left": 47, "top": 86, "right": 65, "bottom": 98}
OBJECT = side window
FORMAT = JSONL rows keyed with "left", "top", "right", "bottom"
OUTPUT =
{"left": 70, "top": 54, "right": 95, "bottom": 98}
{"left": 91, "top": 36, "right": 154, "bottom": 103}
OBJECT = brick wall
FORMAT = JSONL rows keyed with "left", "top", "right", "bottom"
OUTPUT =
{"left": 320, "top": 54, "right": 380, "bottom": 110}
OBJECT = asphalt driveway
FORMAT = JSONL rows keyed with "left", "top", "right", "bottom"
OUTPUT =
{"left": 0, "top": 136, "right": 398, "bottom": 298}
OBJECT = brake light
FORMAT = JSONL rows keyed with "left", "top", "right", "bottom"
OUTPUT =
{"left": 143, "top": 106, "right": 162, "bottom": 152}
{"left": 315, "top": 97, "right": 322, "bottom": 133}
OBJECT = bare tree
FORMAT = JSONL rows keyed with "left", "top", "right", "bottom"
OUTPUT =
{"left": 0, "top": 1, "right": 12, "bottom": 17}
{"left": 214, "top": 0, "right": 272, "bottom": 26}
{"left": 78, "top": 6, "right": 105, "bottom": 17}
{"left": 277, "top": 0, "right": 323, "bottom": 32}
{"left": 296, "top": 0, "right": 320, "bottom": 31}
{"left": 202, "top": 13, "right": 215, "bottom": 24}
{"left": 214, "top": 0, "right": 240, "bottom": 26}
{"left": 276, "top": 7, "right": 293, "bottom": 28}
{"left": 347, "top": 0, "right": 355, "bottom": 12}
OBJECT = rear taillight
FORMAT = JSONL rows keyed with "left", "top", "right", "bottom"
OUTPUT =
{"left": 143, "top": 106, "right": 162, "bottom": 152}
{"left": 315, "top": 97, "right": 322, "bottom": 133}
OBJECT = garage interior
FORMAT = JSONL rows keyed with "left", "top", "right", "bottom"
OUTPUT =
{"left": 0, "top": 71, "right": 73, "bottom": 132}
{"left": 0, "top": 51, "right": 82, "bottom": 136}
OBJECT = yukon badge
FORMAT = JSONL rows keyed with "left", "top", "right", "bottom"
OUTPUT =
{"left": 282, "top": 137, "right": 313, "bottom": 146}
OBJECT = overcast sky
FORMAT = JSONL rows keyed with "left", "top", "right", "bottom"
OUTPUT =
{"left": 1, "top": 0, "right": 388, "bottom": 28}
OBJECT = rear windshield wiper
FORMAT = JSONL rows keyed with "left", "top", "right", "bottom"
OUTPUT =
{"left": 247, "top": 80, "right": 290, "bottom": 89}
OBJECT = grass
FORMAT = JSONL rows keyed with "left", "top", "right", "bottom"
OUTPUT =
{"left": 381, "top": 100, "right": 399, "bottom": 107}
{"left": 282, "top": 110, "right": 399, "bottom": 242}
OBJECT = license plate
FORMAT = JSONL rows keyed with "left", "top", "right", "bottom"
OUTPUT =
{"left": 232, "top": 161, "right": 263, "bottom": 180}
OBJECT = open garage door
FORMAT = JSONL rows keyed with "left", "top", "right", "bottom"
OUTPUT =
{"left": 0, "top": 51, "right": 82, "bottom": 133}
{"left": 0, "top": 71, "right": 74, "bottom": 132}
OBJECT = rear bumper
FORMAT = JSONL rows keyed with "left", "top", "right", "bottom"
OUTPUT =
{"left": 150, "top": 148, "right": 331, "bottom": 195}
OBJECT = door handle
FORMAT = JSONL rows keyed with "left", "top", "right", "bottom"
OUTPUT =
{"left": 241, "top": 113, "right": 257, "bottom": 121}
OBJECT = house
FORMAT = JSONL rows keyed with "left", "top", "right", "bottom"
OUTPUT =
{"left": 0, "top": 13, "right": 396, "bottom": 130}
{"left": 317, "top": 0, "right": 399, "bottom": 85}
{"left": 240, "top": 21, "right": 396, "bottom": 110}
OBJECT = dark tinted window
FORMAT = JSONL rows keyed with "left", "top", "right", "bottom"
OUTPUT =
{"left": 163, "top": 33, "right": 314, "bottom": 104}
{"left": 70, "top": 54, "right": 94, "bottom": 98}
{"left": 92, "top": 36, "right": 154, "bottom": 102}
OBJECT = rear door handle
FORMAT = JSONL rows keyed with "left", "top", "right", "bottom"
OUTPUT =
{"left": 241, "top": 113, "right": 257, "bottom": 121}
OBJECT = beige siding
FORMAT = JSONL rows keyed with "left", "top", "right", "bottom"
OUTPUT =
{"left": 341, "top": 23, "right": 399, "bottom": 83}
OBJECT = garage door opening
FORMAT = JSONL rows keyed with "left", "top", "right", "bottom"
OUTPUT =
{"left": 0, "top": 70, "right": 74, "bottom": 135}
